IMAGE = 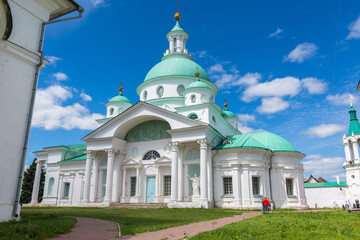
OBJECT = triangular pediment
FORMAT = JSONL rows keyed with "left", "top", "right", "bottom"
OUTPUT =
{"left": 123, "top": 158, "right": 139, "bottom": 165}
{"left": 83, "top": 101, "right": 207, "bottom": 141}
{"left": 154, "top": 156, "right": 171, "bottom": 163}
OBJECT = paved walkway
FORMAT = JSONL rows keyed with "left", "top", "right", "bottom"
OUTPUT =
{"left": 120, "top": 211, "right": 262, "bottom": 240}
{"left": 50, "top": 217, "right": 119, "bottom": 240}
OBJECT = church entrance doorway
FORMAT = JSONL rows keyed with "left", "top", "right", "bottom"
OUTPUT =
{"left": 146, "top": 176, "right": 156, "bottom": 203}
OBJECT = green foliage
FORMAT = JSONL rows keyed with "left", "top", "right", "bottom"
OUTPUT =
{"left": 20, "top": 207, "right": 244, "bottom": 236}
{"left": 191, "top": 210, "right": 360, "bottom": 240}
{"left": 20, "top": 159, "right": 45, "bottom": 204}
{"left": 0, "top": 212, "right": 76, "bottom": 240}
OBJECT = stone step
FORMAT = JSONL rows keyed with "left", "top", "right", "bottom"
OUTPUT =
{"left": 109, "top": 203, "right": 168, "bottom": 209}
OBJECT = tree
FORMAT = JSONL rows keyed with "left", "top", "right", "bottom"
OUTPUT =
{"left": 20, "top": 158, "right": 45, "bottom": 204}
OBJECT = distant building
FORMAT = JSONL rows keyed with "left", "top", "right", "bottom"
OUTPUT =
{"left": 0, "top": 0, "right": 81, "bottom": 222}
{"left": 305, "top": 105, "right": 360, "bottom": 208}
{"left": 31, "top": 13, "right": 308, "bottom": 210}
{"left": 304, "top": 175, "right": 327, "bottom": 183}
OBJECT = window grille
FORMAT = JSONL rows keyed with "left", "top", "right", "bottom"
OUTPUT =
{"left": 164, "top": 176, "right": 171, "bottom": 196}
{"left": 130, "top": 177, "right": 137, "bottom": 196}
{"left": 223, "top": 177, "right": 233, "bottom": 195}
{"left": 252, "top": 176, "right": 260, "bottom": 195}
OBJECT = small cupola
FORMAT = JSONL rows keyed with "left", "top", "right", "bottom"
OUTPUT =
{"left": 222, "top": 100, "right": 238, "bottom": 128}
{"left": 164, "top": 12, "right": 189, "bottom": 56}
{"left": 347, "top": 104, "right": 360, "bottom": 136}
{"left": 183, "top": 70, "right": 214, "bottom": 106}
{"left": 105, "top": 83, "right": 132, "bottom": 118}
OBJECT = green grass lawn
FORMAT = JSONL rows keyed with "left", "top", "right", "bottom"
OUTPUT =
{"left": 2, "top": 207, "right": 243, "bottom": 239}
{"left": 0, "top": 212, "right": 76, "bottom": 240}
{"left": 191, "top": 210, "right": 360, "bottom": 240}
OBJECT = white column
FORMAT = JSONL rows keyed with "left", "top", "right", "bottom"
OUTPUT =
{"left": 184, "top": 164, "right": 189, "bottom": 200}
{"left": 178, "top": 146, "right": 183, "bottom": 201}
{"left": 31, "top": 160, "right": 43, "bottom": 204}
{"left": 155, "top": 166, "right": 160, "bottom": 197}
{"left": 232, "top": 164, "right": 241, "bottom": 206}
{"left": 241, "top": 164, "right": 251, "bottom": 206}
{"left": 56, "top": 174, "right": 64, "bottom": 205}
{"left": 91, "top": 155, "right": 99, "bottom": 202}
{"left": 104, "top": 149, "right": 117, "bottom": 203}
{"left": 83, "top": 151, "right": 94, "bottom": 203}
{"left": 121, "top": 168, "right": 127, "bottom": 199}
{"left": 136, "top": 166, "right": 141, "bottom": 196}
{"left": 352, "top": 141, "right": 359, "bottom": 162}
{"left": 207, "top": 147, "right": 213, "bottom": 202}
{"left": 170, "top": 37, "right": 174, "bottom": 52}
{"left": 198, "top": 139, "right": 208, "bottom": 201}
{"left": 113, "top": 151, "right": 125, "bottom": 203}
{"left": 170, "top": 142, "right": 179, "bottom": 202}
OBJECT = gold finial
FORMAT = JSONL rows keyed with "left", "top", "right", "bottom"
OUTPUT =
{"left": 224, "top": 99, "right": 228, "bottom": 109}
{"left": 175, "top": 12, "right": 181, "bottom": 21}
{"left": 119, "top": 82, "right": 124, "bottom": 94}
{"left": 195, "top": 67, "right": 200, "bottom": 78}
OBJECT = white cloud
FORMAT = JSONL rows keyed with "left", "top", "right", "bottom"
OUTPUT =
{"left": 209, "top": 63, "right": 262, "bottom": 89}
{"left": 257, "top": 97, "right": 290, "bottom": 114}
{"left": 303, "top": 154, "right": 345, "bottom": 180}
{"left": 347, "top": 16, "right": 360, "bottom": 40}
{"left": 303, "top": 124, "right": 345, "bottom": 138}
{"left": 269, "top": 28, "right": 283, "bottom": 38}
{"left": 53, "top": 72, "right": 69, "bottom": 81}
{"left": 237, "top": 114, "right": 255, "bottom": 122}
{"left": 91, "top": 0, "right": 109, "bottom": 8}
{"left": 33, "top": 85, "right": 104, "bottom": 130}
{"left": 242, "top": 76, "right": 301, "bottom": 102}
{"left": 45, "top": 56, "right": 61, "bottom": 66}
{"left": 284, "top": 42, "right": 318, "bottom": 63}
{"left": 80, "top": 93, "right": 92, "bottom": 102}
{"left": 326, "top": 93, "right": 358, "bottom": 106}
{"left": 301, "top": 77, "right": 328, "bottom": 94}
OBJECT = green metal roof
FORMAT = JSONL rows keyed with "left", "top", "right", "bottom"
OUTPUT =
{"left": 347, "top": 106, "right": 360, "bottom": 136}
{"left": 304, "top": 182, "right": 347, "bottom": 188}
{"left": 186, "top": 79, "right": 210, "bottom": 89}
{"left": 43, "top": 143, "right": 86, "bottom": 149}
{"left": 222, "top": 108, "right": 236, "bottom": 118}
{"left": 171, "top": 21, "right": 184, "bottom": 32}
{"left": 61, "top": 153, "right": 87, "bottom": 162}
{"left": 108, "top": 93, "right": 131, "bottom": 104}
{"left": 214, "top": 132, "right": 299, "bottom": 153}
{"left": 144, "top": 57, "right": 210, "bottom": 82}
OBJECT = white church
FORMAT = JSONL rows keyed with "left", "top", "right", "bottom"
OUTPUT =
{"left": 30, "top": 13, "right": 308, "bottom": 209}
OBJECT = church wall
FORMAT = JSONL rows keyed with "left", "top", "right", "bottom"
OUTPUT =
{"left": 0, "top": 0, "right": 66, "bottom": 221}
{"left": 305, "top": 187, "right": 346, "bottom": 208}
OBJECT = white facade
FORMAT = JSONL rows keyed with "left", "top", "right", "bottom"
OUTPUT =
{"left": 31, "top": 15, "right": 308, "bottom": 210}
{"left": 0, "top": 0, "right": 80, "bottom": 222}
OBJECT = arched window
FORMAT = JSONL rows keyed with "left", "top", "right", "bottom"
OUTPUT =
{"left": 143, "top": 150, "right": 161, "bottom": 160}
{"left": 143, "top": 90, "right": 148, "bottom": 100}
{"left": 48, "top": 177, "right": 54, "bottom": 196}
{"left": 109, "top": 107, "right": 114, "bottom": 115}
{"left": 223, "top": 140, "right": 231, "bottom": 145}
{"left": 173, "top": 38, "right": 177, "bottom": 52}
{"left": 188, "top": 113, "right": 198, "bottom": 120}
{"left": 157, "top": 86, "right": 164, "bottom": 97}
{"left": 177, "top": 85, "right": 185, "bottom": 96}
{"left": 191, "top": 94, "right": 196, "bottom": 103}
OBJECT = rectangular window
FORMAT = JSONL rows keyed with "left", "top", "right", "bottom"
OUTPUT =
{"left": 286, "top": 178, "right": 293, "bottom": 196}
{"left": 223, "top": 177, "right": 233, "bottom": 195}
{"left": 63, "top": 182, "right": 70, "bottom": 199}
{"left": 102, "top": 169, "right": 107, "bottom": 197}
{"left": 130, "top": 177, "right": 136, "bottom": 197}
{"left": 164, "top": 176, "right": 171, "bottom": 196}
{"left": 252, "top": 176, "right": 260, "bottom": 195}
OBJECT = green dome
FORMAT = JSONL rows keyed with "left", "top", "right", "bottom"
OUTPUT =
{"left": 222, "top": 109, "right": 236, "bottom": 118}
{"left": 215, "top": 132, "right": 299, "bottom": 153}
{"left": 108, "top": 93, "right": 131, "bottom": 104}
{"left": 186, "top": 79, "right": 210, "bottom": 89}
{"left": 144, "top": 57, "right": 210, "bottom": 82}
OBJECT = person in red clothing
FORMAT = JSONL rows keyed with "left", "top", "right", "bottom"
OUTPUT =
{"left": 263, "top": 197, "right": 271, "bottom": 212}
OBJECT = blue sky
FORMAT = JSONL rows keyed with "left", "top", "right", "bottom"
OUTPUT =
{"left": 27, "top": 0, "right": 360, "bottom": 181}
